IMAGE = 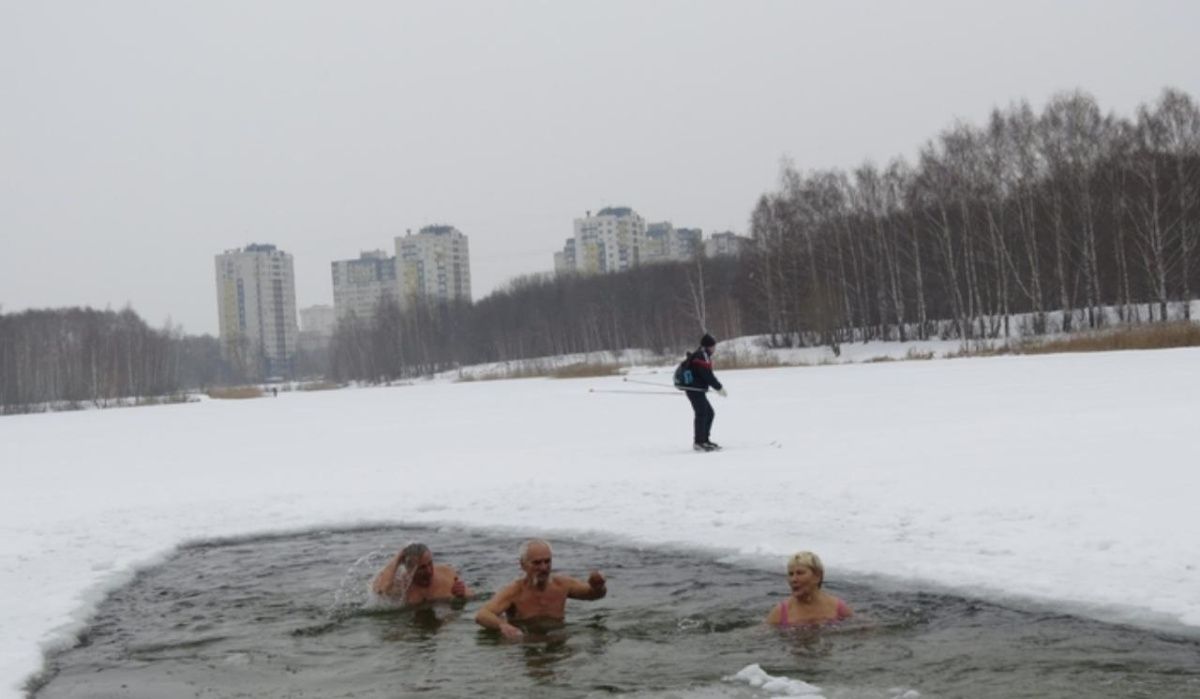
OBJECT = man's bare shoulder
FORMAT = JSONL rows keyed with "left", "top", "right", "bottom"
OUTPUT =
{"left": 493, "top": 577, "right": 525, "bottom": 599}
{"left": 549, "top": 574, "right": 582, "bottom": 590}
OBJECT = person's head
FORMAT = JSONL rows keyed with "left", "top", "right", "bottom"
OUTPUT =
{"left": 401, "top": 543, "right": 435, "bottom": 586}
{"left": 700, "top": 333, "right": 717, "bottom": 351}
{"left": 787, "top": 551, "right": 825, "bottom": 591}
{"left": 519, "top": 538, "right": 553, "bottom": 589}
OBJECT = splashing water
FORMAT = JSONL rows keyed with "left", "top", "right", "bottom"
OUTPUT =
{"left": 329, "top": 549, "right": 409, "bottom": 617}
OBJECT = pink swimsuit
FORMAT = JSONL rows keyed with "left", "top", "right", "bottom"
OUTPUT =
{"left": 776, "top": 598, "right": 850, "bottom": 628}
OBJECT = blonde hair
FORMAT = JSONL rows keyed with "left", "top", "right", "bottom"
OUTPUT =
{"left": 787, "top": 551, "right": 825, "bottom": 586}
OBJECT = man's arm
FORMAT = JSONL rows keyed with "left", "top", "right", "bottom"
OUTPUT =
{"left": 371, "top": 553, "right": 404, "bottom": 596}
{"left": 474, "top": 582, "right": 523, "bottom": 640}
{"left": 564, "top": 570, "right": 607, "bottom": 600}
{"left": 437, "top": 564, "right": 471, "bottom": 598}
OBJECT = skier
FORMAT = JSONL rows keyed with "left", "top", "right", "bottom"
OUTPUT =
{"left": 682, "top": 333, "right": 726, "bottom": 451}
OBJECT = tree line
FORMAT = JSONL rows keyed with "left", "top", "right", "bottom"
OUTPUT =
{"left": 0, "top": 307, "right": 228, "bottom": 413}
{"left": 747, "top": 87, "right": 1200, "bottom": 346}
{"left": 328, "top": 86, "right": 1199, "bottom": 382}
{"left": 326, "top": 257, "right": 746, "bottom": 382}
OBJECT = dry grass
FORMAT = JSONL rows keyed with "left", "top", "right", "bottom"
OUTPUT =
{"left": 717, "top": 352, "right": 783, "bottom": 371}
{"left": 1018, "top": 321, "right": 1200, "bottom": 354}
{"left": 457, "top": 364, "right": 550, "bottom": 382}
{"left": 550, "top": 363, "right": 621, "bottom": 379}
{"left": 456, "top": 360, "right": 623, "bottom": 382}
{"left": 943, "top": 321, "right": 1200, "bottom": 358}
{"left": 137, "top": 393, "right": 194, "bottom": 406}
{"left": 863, "top": 348, "right": 935, "bottom": 363}
{"left": 943, "top": 343, "right": 1013, "bottom": 359}
{"left": 299, "top": 381, "right": 341, "bottom": 392}
{"left": 206, "top": 386, "right": 264, "bottom": 400}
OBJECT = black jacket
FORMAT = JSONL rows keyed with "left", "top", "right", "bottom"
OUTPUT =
{"left": 686, "top": 347, "right": 723, "bottom": 391}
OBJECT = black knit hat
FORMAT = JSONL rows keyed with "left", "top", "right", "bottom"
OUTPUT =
{"left": 700, "top": 333, "right": 717, "bottom": 347}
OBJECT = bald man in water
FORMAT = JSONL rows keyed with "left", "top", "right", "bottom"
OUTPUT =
{"left": 475, "top": 538, "right": 606, "bottom": 640}
{"left": 371, "top": 542, "right": 470, "bottom": 604}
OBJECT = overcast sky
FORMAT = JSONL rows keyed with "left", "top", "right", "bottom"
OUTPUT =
{"left": 2, "top": 1, "right": 1197, "bottom": 336}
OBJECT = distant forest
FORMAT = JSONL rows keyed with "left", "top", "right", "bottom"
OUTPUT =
{"left": 3, "top": 87, "right": 1197, "bottom": 407}
{"left": 0, "top": 308, "right": 324, "bottom": 413}
{"left": 0, "top": 308, "right": 212, "bottom": 412}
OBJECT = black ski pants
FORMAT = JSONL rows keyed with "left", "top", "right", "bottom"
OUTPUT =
{"left": 686, "top": 390, "right": 715, "bottom": 444}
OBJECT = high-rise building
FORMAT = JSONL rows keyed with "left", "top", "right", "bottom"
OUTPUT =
{"left": 643, "top": 222, "right": 704, "bottom": 264}
{"left": 214, "top": 243, "right": 299, "bottom": 378}
{"left": 705, "top": 231, "right": 748, "bottom": 258}
{"left": 555, "top": 207, "right": 646, "bottom": 275}
{"left": 297, "top": 304, "right": 335, "bottom": 355}
{"left": 331, "top": 250, "right": 400, "bottom": 321}
{"left": 643, "top": 222, "right": 674, "bottom": 264}
{"left": 299, "top": 304, "right": 336, "bottom": 336}
{"left": 673, "top": 228, "right": 704, "bottom": 260}
{"left": 394, "top": 225, "right": 472, "bottom": 303}
{"left": 553, "top": 238, "right": 576, "bottom": 275}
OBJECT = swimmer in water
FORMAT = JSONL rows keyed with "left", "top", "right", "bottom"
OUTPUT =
{"left": 474, "top": 538, "right": 606, "bottom": 640}
{"left": 766, "top": 551, "right": 852, "bottom": 628}
{"left": 371, "top": 542, "right": 470, "bottom": 604}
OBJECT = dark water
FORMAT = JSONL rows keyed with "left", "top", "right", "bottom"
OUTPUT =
{"left": 31, "top": 526, "right": 1200, "bottom": 698}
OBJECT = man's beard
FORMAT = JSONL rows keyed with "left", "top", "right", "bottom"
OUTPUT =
{"left": 530, "top": 571, "right": 550, "bottom": 589}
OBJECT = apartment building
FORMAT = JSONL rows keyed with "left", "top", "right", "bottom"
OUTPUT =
{"left": 643, "top": 222, "right": 673, "bottom": 263}
{"left": 673, "top": 228, "right": 704, "bottom": 260}
{"left": 553, "top": 238, "right": 576, "bottom": 275}
{"left": 299, "top": 304, "right": 336, "bottom": 336}
{"left": 555, "top": 207, "right": 646, "bottom": 275}
{"left": 644, "top": 222, "right": 704, "bottom": 264}
{"left": 298, "top": 304, "right": 336, "bottom": 354}
{"left": 705, "top": 231, "right": 748, "bottom": 258}
{"left": 214, "top": 243, "right": 299, "bottom": 378}
{"left": 394, "top": 225, "right": 472, "bottom": 303}
{"left": 331, "top": 250, "right": 401, "bottom": 321}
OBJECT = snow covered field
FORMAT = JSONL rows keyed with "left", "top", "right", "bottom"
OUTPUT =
{"left": 2, "top": 346, "right": 1199, "bottom": 697}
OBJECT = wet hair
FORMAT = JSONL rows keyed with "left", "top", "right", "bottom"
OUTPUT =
{"left": 400, "top": 542, "right": 430, "bottom": 568}
{"left": 518, "top": 538, "right": 551, "bottom": 563}
{"left": 787, "top": 551, "right": 825, "bottom": 587}
{"left": 700, "top": 333, "right": 717, "bottom": 348}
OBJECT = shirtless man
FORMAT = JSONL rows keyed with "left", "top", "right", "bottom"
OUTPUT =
{"left": 474, "top": 538, "right": 606, "bottom": 640}
{"left": 371, "top": 542, "right": 470, "bottom": 604}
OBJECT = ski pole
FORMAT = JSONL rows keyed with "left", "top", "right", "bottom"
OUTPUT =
{"left": 588, "top": 388, "right": 681, "bottom": 396}
{"left": 622, "top": 377, "right": 706, "bottom": 392}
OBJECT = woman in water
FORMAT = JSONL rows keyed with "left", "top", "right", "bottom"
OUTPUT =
{"left": 766, "top": 551, "right": 852, "bottom": 628}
